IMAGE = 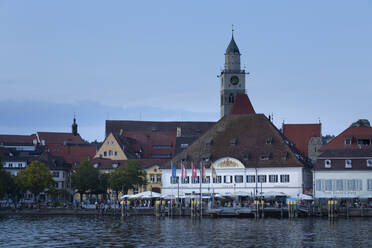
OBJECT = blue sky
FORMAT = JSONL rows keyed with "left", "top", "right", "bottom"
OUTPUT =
{"left": 1, "top": 0, "right": 371, "bottom": 141}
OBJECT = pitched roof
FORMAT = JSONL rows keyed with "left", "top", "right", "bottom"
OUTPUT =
{"left": 282, "top": 124, "right": 321, "bottom": 156}
{"left": 226, "top": 35, "right": 240, "bottom": 54}
{"left": 169, "top": 114, "right": 310, "bottom": 168}
{"left": 0, "top": 134, "right": 37, "bottom": 146}
{"left": 314, "top": 149, "right": 372, "bottom": 171}
{"left": 229, "top": 94, "right": 255, "bottom": 115}
{"left": 36, "top": 132, "right": 85, "bottom": 145}
{"left": 105, "top": 120, "right": 215, "bottom": 137}
{"left": 122, "top": 131, "right": 176, "bottom": 159}
{"left": 320, "top": 126, "right": 372, "bottom": 151}
{"left": 47, "top": 144, "right": 97, "bottom": 165}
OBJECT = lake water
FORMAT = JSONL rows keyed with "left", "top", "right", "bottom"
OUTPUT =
{"left": 0, "top": 215, "right": 371, "bottom": 247}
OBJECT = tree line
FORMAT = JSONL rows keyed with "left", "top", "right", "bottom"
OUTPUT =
{"left": 0, "top": 156, "right": 147, "bottom": 204}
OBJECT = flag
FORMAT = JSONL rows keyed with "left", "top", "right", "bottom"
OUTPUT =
{"left": 171, "top": 161, "right": 177, "bottom": 178}
{"left": 192, "top": 163, "right": 197, "bottom": 178}
{"left": 212, "top": 167, "right": 217, "bottom": 179}
{"left": 181, "top": 163, "right": 185, "bottom": 179}
{"left": 202, "top": 164, "right": 206, "bottom": 179}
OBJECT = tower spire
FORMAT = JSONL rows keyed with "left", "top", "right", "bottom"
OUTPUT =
{"left": 72, "top": 114, "right": 78, "bottom": 136}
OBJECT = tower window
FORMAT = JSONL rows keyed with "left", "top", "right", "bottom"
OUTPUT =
{"left": 228, "top": 94, "right": 234, "bottom": 103}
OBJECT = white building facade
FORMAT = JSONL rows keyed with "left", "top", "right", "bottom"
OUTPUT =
{"left": 162, "top": 157, "right": 307, "bottom": 198}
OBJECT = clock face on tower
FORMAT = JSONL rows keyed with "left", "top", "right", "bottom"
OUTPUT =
{"left": 230, "top": 76, "right": 239, "bottom": 85}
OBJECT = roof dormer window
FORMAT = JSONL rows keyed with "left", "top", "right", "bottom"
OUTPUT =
{"left": 345, "top": 139, "right": 351, "bottom": 145}
{"left": 367, "top": 159, "right": 372, "bottom": 167}
{"left": 325, "top": 160, "right": 331, "bottom": 168}
{"left": 358, "top": 139, "right": 371, "bottom": 146}
{"left": 345, "top": 159, "right": 352, "bottom": 168}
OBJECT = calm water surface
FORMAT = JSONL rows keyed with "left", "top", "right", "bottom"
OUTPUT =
{"left": 0, "top": 215, "right": 371, "bottom": 247}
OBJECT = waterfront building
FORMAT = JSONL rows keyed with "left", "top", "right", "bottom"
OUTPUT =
{"left": 282, "top": 123, "right": 322, "bottom": 163}
{"left": 162, "top": 98, "right": 313, "bottom": 198}
{"left": 313, "top": 120, "right": 372, "bottom": 198}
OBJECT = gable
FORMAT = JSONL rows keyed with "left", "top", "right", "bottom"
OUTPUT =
{"left": 94, "top": 133, "right": 128, "bottom": 160}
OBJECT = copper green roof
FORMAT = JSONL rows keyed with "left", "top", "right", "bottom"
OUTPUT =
{"left": 225, "top": 35, "right": 240, "bottom": 54}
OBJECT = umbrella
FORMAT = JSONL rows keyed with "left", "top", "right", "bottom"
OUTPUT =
{"left": 297, "top": 193, "right": 313, "bottom": 200}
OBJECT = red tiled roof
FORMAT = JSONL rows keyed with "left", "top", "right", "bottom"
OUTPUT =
{"left": 123, "top": 131, "right": 177, "bottom": 159}
{"left": 0, "top": 134, "right": 37, "bottom": 146}
{"left": 169, "top": 114, "right": 310, "bottom": 169}
{"left": 47, "top": 144, "right": 97, "bottom": 165}
{"left": 282, "top": 124, "right": 321, "bottom": 156}
{"left": 229, "top": 94, "right": 255, "bottom": 115}
{"left": 320, "top": 126, "right": 372, "bottom": 151}
{"left": 37, "top": 132, "right": 85, "bottom": 145}
{"left": 106, "top": 120, "right": 215, "bottom": 137}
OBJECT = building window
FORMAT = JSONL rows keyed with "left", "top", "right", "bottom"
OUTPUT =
{"left": 213, "top": 176, "right": 222, "bottom": 184}
{"left": 111, "top": 141, "right": 114, "bottom": 145}
{"left": 367, "top": 160, "right": 372, "bottom": 167}
{"left": 180, "top": 144, "right": 188, "bottom": 148}
{"left": 280, "top": 175, "right": 290, "bottom": 183}
{"left": 153, "top": 145, "right": 171, "bottom": 149}
{"left": 224, "top": 175, "right": 233, "bottom": 183}
{"left": 246, "top": 175, "right": 255, "bottom": 183}
{"left": 109, "top": 150, "right": 113, "bottom": 156}
{"left": 52, "top": 171, "right": 59, "bottom": 177}
{"left": 107, "top": 141, "right": 109, "bottom": 145}
{"left": 258, "top": 175, "right": 267, "bottom": 183}
{"left": 234, "top": 175, "right": 243, "bottom": 183}
{"left": 336, "top": 179, "right": 344, "bottom": 191}
{"left": 203, "top": 176, "right": 210, "bottom": 184}
{"left": 152, "top": 154, "right": 171, "bottom": 159}
{"left": 325, "top": 180, "right": 333, "bottom": 191}
{"left": 9, "top": 163, "right": 13, "bottom": 168}
{"left": 114, "top": 151, "right": 118, "bottom": 156}
{"left": 170, "top": 177, "right": 179, "bottom": 184}
{"left": 181, "top": 176, "right": 190, "bottom": 184}
{"left": 345, "top": 160, "right": 352, "bottom": 168}
{"left": 156, "top": 174, "right": 161, "bottom": 182}
{"left": 345, "top": 139, "right": 351, "bottom": 145}
{"left": 315, "top": 180, "right": 322, "bottom": 191}
{"left": 191, "top": 176, "right": 200, "bottom": 184}
{"left": 150, "top": 174, "right": 154, "bottom": 183}
{"left": 325, "top": 160, "right": 331, "bottom": 168}
{"left": 18, "top": 163, "right": 23, "bottom": 168}
{"left": 260, "top": 155, "right": 269, "bottom": 161}
{"left": 358, "top": 139, "right": 371, "bottom": 146}
{"left": 367, "top": 179, "right": 372, "bottom": 191}
{"left": 269, "top": 175, "right": 278, "bottom": 183}
{"left": 104, "top": 151, "right": 107, "bottom": 156}
{"left": 347, "top": 179, "right": 362, "bottom": 191}
{"left": 228, "top": 93, "right": 234, "bottom": 103}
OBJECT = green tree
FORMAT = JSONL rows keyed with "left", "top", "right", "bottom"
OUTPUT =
{"left": 71, "top": 159, "right": 99, "bottom": 201}
{"left": 0, "top": 156, "right": 9, "bottom": 198}
{"left": 92, "top": 173, "right": 110, "bottom": 198}
{"left": 109, "top": 160, "right": 147, "bottom": 198}
{"left": 15, "top": 161, "right": 55, "bottom": 202}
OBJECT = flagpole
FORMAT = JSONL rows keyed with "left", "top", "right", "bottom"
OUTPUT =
{"left": 199, "top": 161, "right": 202, "bottom": 218}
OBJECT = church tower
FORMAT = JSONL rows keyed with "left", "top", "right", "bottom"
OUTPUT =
{"left": 220, "top": 30, "right": 246, "bottom": 117}
{"left": 72, "top": 116, "right": 78, "bottom": 136}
